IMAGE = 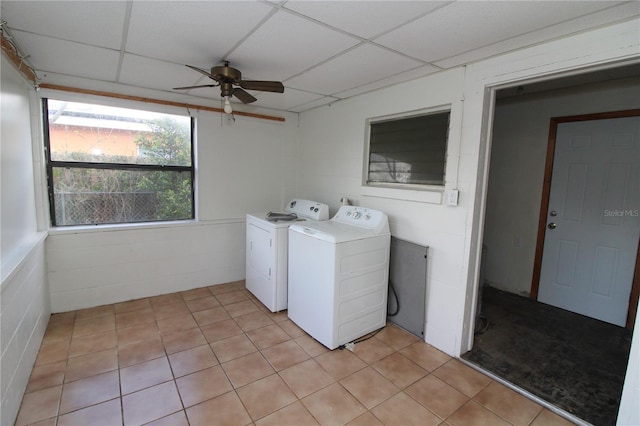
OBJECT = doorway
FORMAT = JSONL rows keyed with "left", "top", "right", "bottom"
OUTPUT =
{"left": 463, "top": 64, "right": 640, "bottom": 425}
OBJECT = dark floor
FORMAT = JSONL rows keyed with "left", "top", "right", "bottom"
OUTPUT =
{"left": 462, "top": 286, "right": 633, "bottom": 426}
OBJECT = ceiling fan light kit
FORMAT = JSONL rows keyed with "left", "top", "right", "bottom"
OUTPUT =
{"left": 173, "top": 61, "right": 284, "bottom": 115}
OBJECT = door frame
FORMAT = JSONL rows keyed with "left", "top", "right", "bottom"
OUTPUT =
{"left": 530, "top": 109, "right": 640, "bottom": 329}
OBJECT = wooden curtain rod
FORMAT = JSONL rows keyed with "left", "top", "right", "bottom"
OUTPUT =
{"left": 39, "top": 84, "right": 286, "bottom": 123}
{"left": 2, "top": 32, "right": 285, "bottom": 122}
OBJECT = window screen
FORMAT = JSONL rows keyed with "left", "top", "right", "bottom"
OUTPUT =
{"left": 367, "top": 111, "right": 450, "bottom": 186}
{"left": 44, "top": 99, "right": 194, "bottom": 226}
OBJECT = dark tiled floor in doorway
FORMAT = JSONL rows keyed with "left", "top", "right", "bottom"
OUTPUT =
{"left": 16, "top": 281, "right": 576, "bottom": 426}
{"left": 462, "top": 286, "right": 633, "bottom": 426}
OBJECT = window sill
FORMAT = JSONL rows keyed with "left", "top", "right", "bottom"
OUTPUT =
{"left": 47, "top": 218, "right": 244, "bottom": 235}
{"left": 361, "top": 185, "right": 443, "bottom": 204}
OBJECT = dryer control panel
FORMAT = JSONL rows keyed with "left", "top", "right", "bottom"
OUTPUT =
{"left": 332, "top": 206, "right": 389, "bottom": 233}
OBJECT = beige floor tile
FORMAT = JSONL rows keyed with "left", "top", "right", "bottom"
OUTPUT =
{"left": 26, "top": 361, "right": 66, "bottom": 393}
{"left": 75, "top": 305, "right": 114, "bottom": 322}
{"left": 474, "top": 381, "right": 543, "bottom": 426}
{"left": 340, "top": 367, "right": 400, "bottom": 409}
{"left": 157, "top": 313, "right": 198, "bottom": 334}
{"left": 28, "top": 417, "right": 60, "bottom": 426}
{"left": 192, "top": 306, "right": 231, "bottom": 327}
{"left": 72, "top": 315, "right": 115, "bottom": 338}
{"left": 225, "top": 300, "right": 260, "bottom": 317}
{"left": 351, "top": 336, "right": 395, "bottom": 364}
{"left": 42, "top": 321, "right": 73, "bottom": 343}
{"left": 59, "top": 371, "right": 120, "bottom": 414}
{"left": 120, "top": 356, "right": 173, "bottom": 395}
{"left": 235, "top": 311, "right": 275, "bottom": 332}
{"left": 122, "top": 381, "right": 183, "bottom": 426}
{"left": 15, "top": 385, "right": 62, "bottom": 426}
{"left": 432, "top": 360, "right": 492, "bottom": 397}
{"left": 315, "top": 349, "right": 367, "bottom": 380}
{"left": 237, "top": 374, "right": 298, "bottom": 420}
{"left": 302, "top": 382, "right": 366, "bottom": 425}
{"left": 36, "top": 339, "right": 71, "bottom": 365}
{"left": 115, "top": 308, "right": 156, "bottom": 329}
{"left": 446, "top": 400, "right": 512, "bottom": 426}
{"left": 209, "top": 280, "right": 245, "bottom": 294}
{"left": 210, "top": 333, "right": 257, "bottom": 363}
{"left": 530, "top": 408, "right": 577, "bottom": 426}
{"left": 175, "top": 365, "right": 233, "bottom": 407}
{"left": 68, "top": 329, "right": 117, "bottom": 358}
{"left": 405, "top": 374, "right": 469, "bottom": 419}
{"left": 371, "top": 391, "right": 441, "bottom": 426}
{"left": 278, "top": 319, "right": 306, "bottom": 338}
{"left": 180, "top": 287, "right": 213, "bottom": 301}
{"left": 265, "top": 310, "right": 289, "bottom": 323}
{"left": 57, "top": 397, "right": 122, "bottom": 426}
{"left": 372, "top": 352, "right": 427, "bottom": 389}
{"left": 186, "top": 391, "right": 252, "bottom": 426}
{"left": 114, "top": 298, "right": 151, "bottom": 314}
{"left": 221, "top": 352, "right": 275, "bottom": 388}
{"left": 279, "top": 359, "right": 335, "bottom": 399}
{"left": 118, "top": 338, "right": 166, "bottom": 367}
{"left": 255, "top": 400, "right": 319, "bottom": 426}
{"left": 152, "top": 301, "right": 190, "bottom": 320}
{"left": 149, "top": 293, "right": 183, "bottom": 308}
{"left": 186, "top": 296, "right": 221, "bottom": 312}
{"left": 215, "top": 290, "right": 249, "bottom": 305}
{"left": 168, "top": 344, "right": 219, "bottom": 377}
{"left": 294, "top": 334, "right": 329, "bottom": 357}
{"left": 65, "top": 348, "right": 118, "bottom": 382}
{"left": 200, "top": 319, "right": 243, "bottom": 343}
{"left": 400, "top": 342, "right": 451, "bottom": 372}
{"left": 261, "top": 340, "right": 310, "bottom": 371}
{"left": 247, "top": 324, "right": 291, "bottom": 349}
{"left": 374, "top": 324, "right": 420, "bottom": 350}
{"left": 145, "top": 410, "right": 189, "bottom": 426}
{"left": 161, "top": 327, "right": 207, "bottom": 354}
{"left": 117, "top": 322, "right": 161, "bottom": 347}
{"left": 346, "top": 411, "right": 384, "bottom": 426}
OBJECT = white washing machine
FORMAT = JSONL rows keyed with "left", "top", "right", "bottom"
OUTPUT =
{"left": 246, "top": 199, "right": 329, "bottom": 312}
{"left": 287, "top": 206, "right": 391, "bottom": 349}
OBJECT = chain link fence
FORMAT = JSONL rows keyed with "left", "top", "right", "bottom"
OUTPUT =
{"left": 54, "top": 192, "right": 157, "bottom": 225}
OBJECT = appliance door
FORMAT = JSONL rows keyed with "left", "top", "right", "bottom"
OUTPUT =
{"left": 246, "top": 220, "right": 277, "bottom": 309}
{"left": 287, "top": 227, "right": 337, "bottom": 348}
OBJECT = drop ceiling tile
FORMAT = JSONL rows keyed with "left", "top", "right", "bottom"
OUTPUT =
{"left": 119, "top": 54, "right": 204, "bottom": 92}
{"left": 250, "top": 88, "right": 326, "bottom": 111}
{"left": 13, "top": 31, "right": 120, "bottom": 81}
{"left": 375, "top": 1, "right": 624, "bottom": 63}
{"left": 289, "top": 96, "right": 341, "bottom": 113}
{"left": 1, "top": 1, "right": 127, "bottom": 49}
{"left": 228, "top": 10, "right": 360, "bottom": 82}
{"left": 285, "top": 43, "right": 423, "bottom": 96}
{"left": 335, "top": 64, "right": 441, "bottom": 99}
{"left": 282, "top": 1, "right": 450, "bottom": 39}
{"left": 126, "top": 1, "right": 274, "bottom": 66}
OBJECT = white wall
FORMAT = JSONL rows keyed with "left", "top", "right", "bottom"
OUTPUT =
{"left": 485, "top": 77, "right": 640, "bottom": 296}
{"left": 0, "top": 55, "right": 50, "bottom": 426}
{"left": 44, "top": 95, "right": 298, "bottom": 312}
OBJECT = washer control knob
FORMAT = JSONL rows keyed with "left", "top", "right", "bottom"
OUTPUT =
{"left": 352, "top": 211, "right": 361, "bottom": 219}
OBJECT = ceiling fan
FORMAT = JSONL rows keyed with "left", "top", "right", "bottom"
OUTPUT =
{"left": 173, "top": 61, "right": 284, "bottom": 113}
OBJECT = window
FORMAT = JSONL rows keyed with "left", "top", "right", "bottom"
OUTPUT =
{"left": 44, "top": 99, "right": 194, "bottom": 226}
{"left": 366, "top": 110, "right": 450, "bottom": 187}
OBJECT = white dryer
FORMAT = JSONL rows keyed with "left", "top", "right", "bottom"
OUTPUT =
{"left": 246, "top": 199, "right": 329, "bottom": 312}
{"left": 288, "top": 206, "right": 391, "bottom": 349}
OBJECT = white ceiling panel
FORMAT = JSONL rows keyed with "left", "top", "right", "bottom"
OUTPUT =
{"left": 285, "top": 43, "right": 423, "bottom": 96}
{"left": 1, "top": 1, "right": 634, "bottom": 114}
{"left": 118, "top": 54, "right": 202, "bottom": 92}
{"left": 282, "top": 0, "right": 450, "bottom": 39}
{"left": 0, "top": 1, "right": 128, "bottom": 49}
{"left": 126, "top": 1, "right": 274, "bottom": 66}
{"left": 13, "top": 31, "right": 120, "bottom": 82}
{"left": 228, "top": 9, "right": 360, "bottom": 82}
{"left": 375, "top": 1, "right": 626, "bottom": 63}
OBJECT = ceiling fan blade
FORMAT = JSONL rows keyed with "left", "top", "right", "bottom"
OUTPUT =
{"left": 240, "top": 80, "right": 284, "bottom": 93}
{"left": 173, "top": 84, "right": 218, "bottom": 90}
{"left": 185, "top": 64, "right": 216, "bottom": 79}
{"left": 232, "top": 88, "right": 258, "bottom": 104}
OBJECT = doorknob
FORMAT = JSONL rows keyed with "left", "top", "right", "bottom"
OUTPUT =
{"left": 548, "top": 223, "right": 557, "bottom": 229}
{"left": 550, "top": 210, "right": 557, "bottom": 217}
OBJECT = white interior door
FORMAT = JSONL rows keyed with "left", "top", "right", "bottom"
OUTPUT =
{"left": 538, "top": 116, "right": 640, "bottom": 326}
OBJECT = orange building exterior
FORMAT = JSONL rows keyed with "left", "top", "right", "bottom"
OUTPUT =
{"left": 49, "top": 124, "right": 143, "bottom": 158}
